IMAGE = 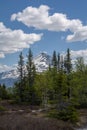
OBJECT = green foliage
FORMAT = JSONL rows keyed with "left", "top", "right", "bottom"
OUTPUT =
{"left": 52, "top": 51, "right": 57, "bottom": 69}
{"left": 58, "top": 106, "right": 78, "bottom": 123}
{"left": 17, "top": 52, "right": 25, "bottom": 102}
{"left": 48, "top": 109, "right": 59, "bottom": 119}
{"left": 7, "top": 48, "right": 87, "bottom": 122}
{"left": 0, "top": 84, "right": 9, "bottom": 99}
{"left": 48, "top": 106, "right": 78, "bottom": 123}
{"left": 26, "top": 48, "right": 36, "bottom": 87}
{"left": 64, "top": 48, "right": 72, "bottom": 74}
{"left": 57, "top": 53, "right": 60, "bottom": 71}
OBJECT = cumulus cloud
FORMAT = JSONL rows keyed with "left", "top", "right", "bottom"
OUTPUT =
{"left": 11, "top": 5, "right": 87, "bottom": 42}
{"left": 11, "top": 5, "right": 82, "bottom": 32}
{"left": 69, "top": 49, "right": 87, "bottom": 65}
{"left": 71, "top": 49, "right": 87, "bottom": 58}
{"left": 66, "top": 26, "right": 87, "bottom": 42}
{"left": 62, "top": 49, "right": 87, "bottom": 60}
{"left": 0, "top": 22, "right": 42, "bottom": 58}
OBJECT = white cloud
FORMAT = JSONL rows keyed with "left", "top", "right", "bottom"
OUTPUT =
{"left": 69, "top": 49, "right": 87, "bottom": 65}
{"left": 11, "top": 5, "right": 81, "bottom": 32}
{"left": 66, "top": 26, "right": 87, "bottom": 42}
{"left": 0, "top": 64, "right": 13, "bottom": 72}
{"left": 0, "top": 22, "right": 42, "bottom": 58}
{"left": 60, "top": 49, "right": 87, "bottom": 67}
{"left": 11, "top": 5, "right": 51, "bottom": 30}
{"left": 11, "top": 5, "right": 87, "bottom": 42}
{"left": 71, "top": 49, "right": 87, "bottom": 58}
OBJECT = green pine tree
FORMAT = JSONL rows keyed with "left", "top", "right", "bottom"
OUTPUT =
{"left": 26, "top": 48, "right": 36, "bottom": 104}
{"left": 57, "top": 53, "right": 60, "bottom": 71}
{"left": 52, "top": 51, "right": 57, "bottom": 69}
{"left": 64, "top": 49, "right": 72, "bottom": 99}
{"left": 17, "top": 52, "right": 25, "bottom": 102}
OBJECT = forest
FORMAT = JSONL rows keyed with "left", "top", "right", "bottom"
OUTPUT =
{"left": 0, "top": 48, "right": 87, "bottom": 123}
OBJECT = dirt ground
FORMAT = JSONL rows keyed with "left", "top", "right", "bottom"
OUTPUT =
{"left": 0, "top": 100, "right": 74, "bottom": 130}
{"left": 77, "top": 109, "right": 87, "bottom": 128}
{"left": 0, "top": 112, "right": 73, "bottom": 130}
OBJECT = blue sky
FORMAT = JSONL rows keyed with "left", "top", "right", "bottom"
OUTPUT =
{"left": 0, "top": 0, "right": 87, "bottom": 72}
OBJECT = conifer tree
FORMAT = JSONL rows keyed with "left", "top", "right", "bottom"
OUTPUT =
{"left": 52, "top": 51, "right": 57, "bottom": 69}
{"left": 26, "top": 48, "right": 36, "bottom": 104}
{"left": 57, "top": 53, "right": 60, "bottom": 71}
{"left": 26, "top": 48, "right": 36, "bottom": 88}
{"left": 64, "top": 48, "right": 72, "bottom": 74}
{"left": 17, "top": 52, "right": 25, "bottom": 102}
{"left": 64, "top": 48, "right": 72, "bottom": 99}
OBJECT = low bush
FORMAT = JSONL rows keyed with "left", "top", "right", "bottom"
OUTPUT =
{"left": 48, "top": 106, "right": 79, "bottom": 123}
{"left": 58, "top": 106, "right": 79, "bottom": 123}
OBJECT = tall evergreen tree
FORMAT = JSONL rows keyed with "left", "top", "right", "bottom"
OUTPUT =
{"left": 64, "top": 48, "right": 72, "bottom": 99}
{"left": 57, "top": 53, "right": 60, "bottom": 71}
{"left": 64, "top": 48, "right": 72, "bottom": 74}
{"left": 18, "top": 52, "right": 24, "bottom": 81}
{"left": 26, "top": 48, "right": 36, "bottom": 88}
{"left": 52, "top": 51, "right": 57, "bottom": 69}
{"left": 26, "top": 48, "right": 36, "bottom": 104}
{"left": 17, "top": 52, "right": 25, "bottom": 102}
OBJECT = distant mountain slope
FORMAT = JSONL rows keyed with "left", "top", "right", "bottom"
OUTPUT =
{"left": 0, "top": 69, "right": 19, "bottom": 87}
{"left": 0, "top": 52, "right": 51, "bottom": 87}
{"left": 34, "top": 52, "right": 51, "bottom": 72}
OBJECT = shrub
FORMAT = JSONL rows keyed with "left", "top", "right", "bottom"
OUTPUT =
{"left": 48, "top": 106, "right": 79, "bottom": 123}
{"left": 58, "top": 106, "right": 79, "bottom": 123}
{"left": 48, "top": 109, "right": 59, "bottom": 119}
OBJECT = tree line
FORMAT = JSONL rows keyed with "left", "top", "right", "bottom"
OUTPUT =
{"left": 0, "top": 48, "right": 87, "bottom": 122}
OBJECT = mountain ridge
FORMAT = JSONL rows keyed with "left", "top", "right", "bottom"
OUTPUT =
{"left": 0, "top": 52, "right": 51, "bottom": 87}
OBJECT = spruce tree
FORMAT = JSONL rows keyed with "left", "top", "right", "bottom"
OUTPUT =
{"left": 52, "top": 51, "right": 57, "bottom": 69}
{"left": 64, "top": 48, "right": 72, "bottom": 74}
{"left": 17, "top": 52, "right": 25, "bottom": 102}
{"left": 57, "top": 53, "right": 60, "bottom": 71}
{"left": 64, "top": 48, "right": 72, "bottom": 99}
{"left": 26, "top": 48, "right": 36, "bottom": 104}
{"left": 26, "top": 48, "right": 35, "bottom": 87}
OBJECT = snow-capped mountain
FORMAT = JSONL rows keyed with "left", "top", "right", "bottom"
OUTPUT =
{"left": 1, "top": 69, "right": 19, "bottom": 79}
{"left": 0, "top": 52, "right": 51, "bottom": 87}
{"left": 0, "top": 69, "right": 19, "bottom": 87}
{"left": 34, "top": 52, "right": 51, "bottom": 72}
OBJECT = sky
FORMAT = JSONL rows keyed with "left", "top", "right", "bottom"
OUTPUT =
{"left": 0, "top": 0, "right": 87, "bottom": 72}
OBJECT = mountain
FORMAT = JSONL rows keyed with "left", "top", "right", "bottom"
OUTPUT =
{"left": 0, "top": 52, "right": 51, "bottom": 87}
{"left": 0, "top": 69, "right": 19, "bottom": 87}
{"left": 34, "top": 52, "right": 51, "bottom": 72}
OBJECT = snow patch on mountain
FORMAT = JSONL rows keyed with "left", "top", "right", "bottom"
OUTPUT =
{"left": 1, "top": 69, "right": 19, "bottom": 79}
{"left": 0, "top": 52, "right": 51, "bottom": 87}
{"left": 34, "top": 52, "right": 51, "bottom": 72}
